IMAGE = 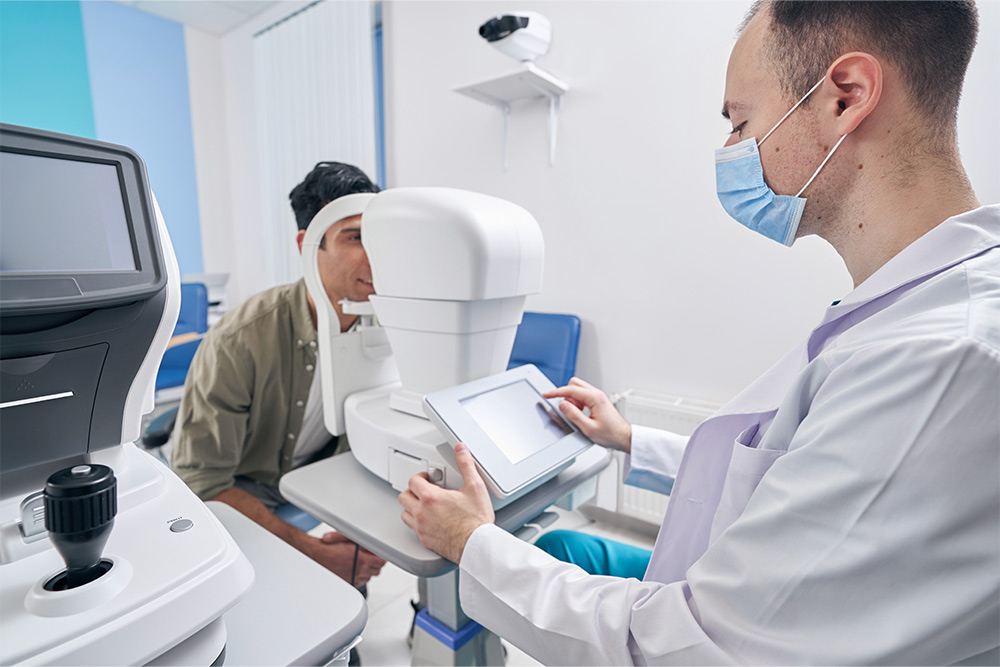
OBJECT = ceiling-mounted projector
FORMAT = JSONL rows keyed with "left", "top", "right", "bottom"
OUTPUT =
{"left": 478, "top": 12, "right": 551, "bottom": 62}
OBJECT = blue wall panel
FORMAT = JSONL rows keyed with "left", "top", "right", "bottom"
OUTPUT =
{"left": 80, "top": 1, "right": 204, "bottom": 276}
{"left": 0, "top": 1, "right": 96, "bottom": 138}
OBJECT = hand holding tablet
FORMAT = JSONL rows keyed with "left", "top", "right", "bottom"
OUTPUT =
{"left": 423, "top": 365, "right": 593, "bottom": 501}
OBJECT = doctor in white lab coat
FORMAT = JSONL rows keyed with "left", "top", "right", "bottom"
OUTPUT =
{"left": 400, "top": 2, "right": 1000, "bottom": 664}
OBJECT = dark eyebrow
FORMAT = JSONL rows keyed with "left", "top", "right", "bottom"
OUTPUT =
{"left": 338, "top": 226, "right": 362, "bottom": 235}
{"left": 721, "top": 100, "right": 749, "bottom": 120}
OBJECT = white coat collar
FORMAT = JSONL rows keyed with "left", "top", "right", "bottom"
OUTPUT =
{"left": 717, "top": 205, "right": 999, "bottom": 417}
{"left": 823, "top": 205, "right": 999, "bottom": 321}
{"left": 805, "top": 205, "right": 999, "bottom": 360}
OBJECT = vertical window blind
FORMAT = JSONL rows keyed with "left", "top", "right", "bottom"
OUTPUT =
{"left": 253, "top": 0, "right": 379, "bottom": 287}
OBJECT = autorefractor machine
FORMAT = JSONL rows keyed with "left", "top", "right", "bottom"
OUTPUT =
{"left": 0, "top": 124, "right": 365, "bottom": 665}
{"left": 285, "top": 187, "right": 611, "bottom": 664}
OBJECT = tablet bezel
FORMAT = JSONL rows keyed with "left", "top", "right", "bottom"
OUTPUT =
{"left": 422, "top": 364, "right": 593, "bottom": 496}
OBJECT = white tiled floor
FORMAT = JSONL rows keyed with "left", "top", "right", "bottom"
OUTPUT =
{"left": 325, "top": 507, "right": 657, "bottom": 666}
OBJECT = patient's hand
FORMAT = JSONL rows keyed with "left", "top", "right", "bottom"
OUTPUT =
{"left": 399, "top": 443, "right": 495, "bottom": 564}
{"left": 544, "top": 377, "right": 633, "bottom": 454}
{"left": 309, "top": 532, "right": 386, "bottom": 586}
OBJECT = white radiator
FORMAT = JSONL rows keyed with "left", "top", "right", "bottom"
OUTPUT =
{"left": 594, "top": 391, "right": 719, "bottom": 528}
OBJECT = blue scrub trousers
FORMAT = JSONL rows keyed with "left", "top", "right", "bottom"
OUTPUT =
{"left": 534, "top": 530, "right": 652, "bottom": 579}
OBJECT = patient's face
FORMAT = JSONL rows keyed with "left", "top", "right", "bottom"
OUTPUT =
{"left": 318, "top": 214, "right": 375, "bottom": 306}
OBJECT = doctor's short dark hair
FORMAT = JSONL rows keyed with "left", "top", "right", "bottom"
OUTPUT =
{"left": 743, "top": 1, "right": 979, "bottom": 136}
{"left": 288, "top": 161, "right": 380, "bottom": 232}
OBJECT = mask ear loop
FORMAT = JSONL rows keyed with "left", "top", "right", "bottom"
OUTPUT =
{"left": 754, "top": 75, "right": 848, "bottom": 198}
{"left": 759, "top": 76, "right": 826, "bottom": 146}
{"left": 796, "top": 133, "right": 847, "bottom": 197}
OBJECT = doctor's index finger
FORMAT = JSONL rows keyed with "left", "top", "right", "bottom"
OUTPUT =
{"left": 557, "top": 399, "right": 593, "bottom": 428}
{"left": 545, "top": 384, "right": 600, "bottom": 407}
{"left": 543, "top": 389, "right": 585, "bottom": 412}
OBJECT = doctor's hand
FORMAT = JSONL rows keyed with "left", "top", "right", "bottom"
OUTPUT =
{"left": 544, "top": 377, "right": 633, "bottom": 454}
{"left": 398, "top": 443, "right": 495, "bottom": 564}
{"left": 309, "top": 532, "right": 386, "bottom": 586}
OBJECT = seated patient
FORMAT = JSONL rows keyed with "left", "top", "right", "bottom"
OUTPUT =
{"left": 172, "top": 162, "right": 386, "bottom": 586}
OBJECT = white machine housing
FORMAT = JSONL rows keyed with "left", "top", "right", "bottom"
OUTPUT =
{"left": 479, "top": 12, "right": 552, "bottom": 62}
{"left": 365, "top": 187, "right": 544, "bottom": 416}
{"left": 301, "top": 193, "right": 401, "bottom": 437}
{"left": 0, "top": 127, "right": 254, "bottom": 665}
{"left": 305, "top": 187, "right": 545, "bottom": 503}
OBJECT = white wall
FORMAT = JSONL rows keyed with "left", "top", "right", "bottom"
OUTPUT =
{"left": 186, "top": 0, "right": 998, "bottom": 404}
{"left": 185, "top": 26, "right": 234, "bottom": 291}
{"left": 383, "top": 1, "right": 999, "bottom": 404}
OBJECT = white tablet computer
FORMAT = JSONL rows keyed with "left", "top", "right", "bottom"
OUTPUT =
{"left": 422, "top": 364, "right": 594, "bottom": 499}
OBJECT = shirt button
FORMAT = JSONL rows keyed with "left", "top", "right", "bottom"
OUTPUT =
{"left": 287, "top": 433, "right": 296, "bottom": 440}
{"left": 297, "top": 339, "right": 304, "bottom": 345}
{"left": 306, "top": 364, "right": 314, "bottom": 371}
{"left": 296, "top": 400, "right": 304, "bottom": 407}
{"left": 309, "top": 341, "right": 317, "bottom": 348}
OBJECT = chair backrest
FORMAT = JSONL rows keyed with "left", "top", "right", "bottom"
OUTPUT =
{"left": 507, "top": 312, "right": 581, "bottom": 387}
{"left": 175, "top": 283, "right": 209, "bottom": 335}
{"left": 155, "top": 283, "right": 210, "bottom": 391}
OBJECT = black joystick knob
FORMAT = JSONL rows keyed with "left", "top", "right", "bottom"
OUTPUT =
{"left": 44, "top": 464, "right": 117, "bottom": 589}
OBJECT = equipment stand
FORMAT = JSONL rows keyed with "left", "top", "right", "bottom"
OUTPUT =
{"left": 280, "top": 448, "right": 611, "bottom": 665}
{"left": 411, "top": 570, "right": 504, "bottom": 666}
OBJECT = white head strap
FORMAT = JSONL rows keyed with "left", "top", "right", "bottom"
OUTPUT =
{"left": 301, "top": 192, "right": 377, "bottom": 250}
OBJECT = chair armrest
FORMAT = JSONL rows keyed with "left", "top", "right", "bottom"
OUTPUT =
{"left": 142, "top": 407, "right": 179, "bottom": 449}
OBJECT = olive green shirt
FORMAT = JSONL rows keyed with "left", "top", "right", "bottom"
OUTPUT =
{"left": 171, "top": 279, "right": 341, "bottom": 500}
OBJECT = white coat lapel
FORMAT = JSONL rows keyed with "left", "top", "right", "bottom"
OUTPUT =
{"left": 645, "top": 342, "right": 808, "bottom": 583}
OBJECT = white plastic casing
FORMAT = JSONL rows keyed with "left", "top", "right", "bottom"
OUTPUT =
{"left": 314, "top": 187, "right": 547, "bottom": 508}
{"left": 301, "top": 193, "right": 400, "bottom": 435}
{"left": 0, "top": 190, "right": 254, "bottom": 665}
{"left": 1, "top": 444, "right": 255, "bottom": 665}
{"left": 363, "top": 187, "right": 543, "bottom": 301}
{"left": 362, "top": 187, "right": 544, "bottom": 416}
{"left": 488, "top": 12, "right": 552, "bottom": 62}
{"left": 122, "top": 194, "right": 181, "bottom": 445}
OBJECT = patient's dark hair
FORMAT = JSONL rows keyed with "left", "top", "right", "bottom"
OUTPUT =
{"left": 743, "top": 1, "right": 978, "bottom": 135}
{"left": 289, "top": 162, "right": 380, "bottom": 232}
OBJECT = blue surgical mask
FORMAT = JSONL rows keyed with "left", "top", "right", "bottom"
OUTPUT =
{"left": 715, "top": 77, "right": 847, "bottom": 246}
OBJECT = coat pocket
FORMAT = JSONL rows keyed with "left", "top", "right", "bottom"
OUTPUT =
{"left": 709, "top": 421, "right": 786, "bottom": 544}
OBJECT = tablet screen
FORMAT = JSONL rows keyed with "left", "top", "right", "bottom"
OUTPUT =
{"left": 460, "top": 380, "right": 573, "bottom": 464}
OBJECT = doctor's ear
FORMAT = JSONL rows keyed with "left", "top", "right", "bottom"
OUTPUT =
{"left": 824, "top": 52, "right": 882, "bottom": 134}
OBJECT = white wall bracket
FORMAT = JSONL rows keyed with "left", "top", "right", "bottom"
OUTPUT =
{"left": 454, "top": 63, "right": 568, "bottom": 170}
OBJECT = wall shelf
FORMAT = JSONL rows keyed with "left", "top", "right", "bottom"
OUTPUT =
{"left": 454, "top": 63, "right": 568, "bottom": 169}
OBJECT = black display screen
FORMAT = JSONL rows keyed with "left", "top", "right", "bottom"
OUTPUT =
{"left": 0, "top": 151, "right": 136, "bottom": 273}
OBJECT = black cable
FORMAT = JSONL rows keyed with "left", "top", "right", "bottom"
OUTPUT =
{"left": 350, "top": 543, "right": 360, "bottom": 587}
